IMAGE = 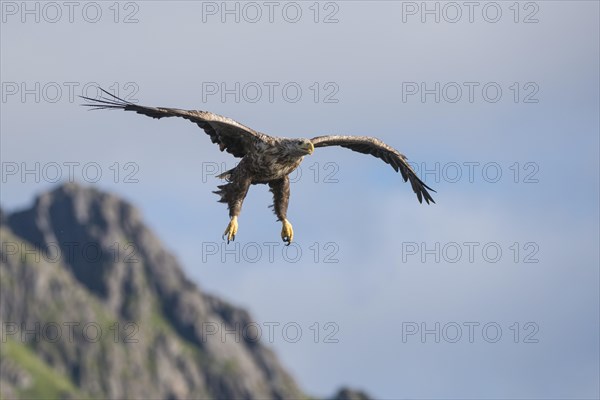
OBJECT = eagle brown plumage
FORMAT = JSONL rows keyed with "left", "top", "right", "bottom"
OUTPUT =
{"left": 81, "top": 88, "right": 435, "bottom": 245}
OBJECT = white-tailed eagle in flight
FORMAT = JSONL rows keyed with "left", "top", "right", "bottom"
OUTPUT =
{"left": 82, "top": 89, "right": 435, "bottom": 245}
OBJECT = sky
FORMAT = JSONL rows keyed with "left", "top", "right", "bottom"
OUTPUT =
{"left": 1, "top": 1, "right": 599, "bottom": 399}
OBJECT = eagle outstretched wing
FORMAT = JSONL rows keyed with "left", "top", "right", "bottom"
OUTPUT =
{"left": 310, "top": 135, "right": 436, "bottom": 204}
{"left": 81, "top": 88, "right": 269, "bottom": 158}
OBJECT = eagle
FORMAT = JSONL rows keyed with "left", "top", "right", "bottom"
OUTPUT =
{"left": 81, "top": 89, "right": 435, "bottom": 245}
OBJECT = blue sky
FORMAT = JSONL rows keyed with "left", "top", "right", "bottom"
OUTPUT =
{"left": 1, "top": 1, "right": 599, "bottom": 398}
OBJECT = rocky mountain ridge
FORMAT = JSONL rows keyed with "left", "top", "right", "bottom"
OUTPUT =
{"left": 0, "top": 183, "right": 369, "bottom": 400}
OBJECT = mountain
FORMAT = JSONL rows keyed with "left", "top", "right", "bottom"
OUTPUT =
{"left": 0, "top": 183, "right": 369, "bottom": 400}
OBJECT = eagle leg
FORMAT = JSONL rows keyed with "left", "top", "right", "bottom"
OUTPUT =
{"left": 269, "top": 177, "right": 294, "bottom": 245}
{"left": 213, "top": 170, "right": 251, "bottom": 243}
{"left": 222, "top": 216, "right": 238, "bottom": 244}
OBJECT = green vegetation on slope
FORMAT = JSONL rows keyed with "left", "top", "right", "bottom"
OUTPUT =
{"left": 1, "top": 338, "right": 88, "bottom": 399}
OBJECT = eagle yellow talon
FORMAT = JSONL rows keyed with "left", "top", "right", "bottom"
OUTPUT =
{"left": 223, "top": 216, "right": 238, "bottom": 244}
{"left": 281, "top": 219, "right": 294, "bottom": 245}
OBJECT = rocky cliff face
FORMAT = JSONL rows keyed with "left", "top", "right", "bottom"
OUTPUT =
{"left": 0, "top": 183, "right": 306, "bottom": 399}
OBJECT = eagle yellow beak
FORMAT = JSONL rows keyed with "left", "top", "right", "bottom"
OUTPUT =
{"left": 302, "top": 142, "right": 314, "bottom": 155}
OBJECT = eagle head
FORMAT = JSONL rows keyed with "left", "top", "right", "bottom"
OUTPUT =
{"left": 289, "top": 139, "right": 314, "bottom": 156}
